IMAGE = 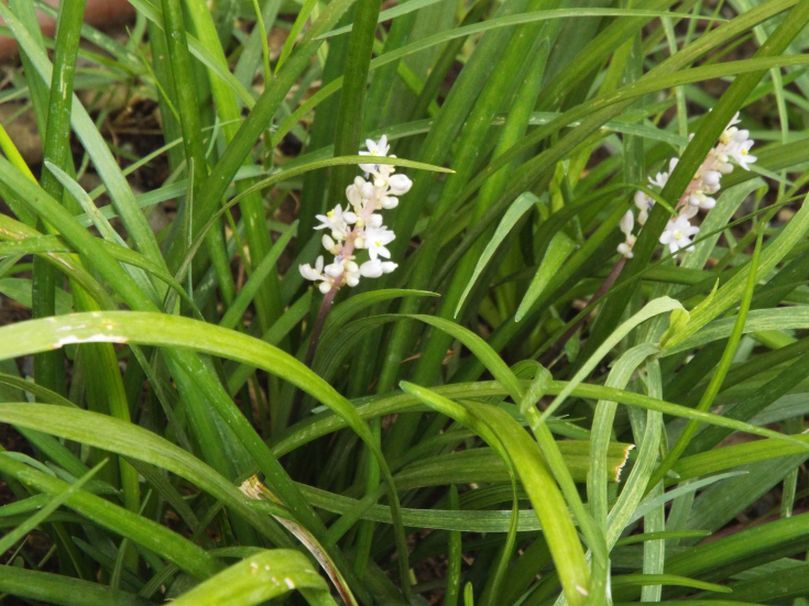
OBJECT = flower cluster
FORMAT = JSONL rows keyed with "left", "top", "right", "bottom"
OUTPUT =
{"left": 299, "top": 136, "right": 412, "bottom": 294}
{"left": 618, "top": 113, "right": 757, "bottom": 259}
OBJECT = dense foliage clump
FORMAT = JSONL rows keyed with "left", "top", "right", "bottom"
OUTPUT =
{"left": 0, "top": 1, "right": 808, "bottom": 605}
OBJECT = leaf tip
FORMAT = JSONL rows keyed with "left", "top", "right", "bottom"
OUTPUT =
{"left": 614, "top": 443, "right": 635, "bottom": 482}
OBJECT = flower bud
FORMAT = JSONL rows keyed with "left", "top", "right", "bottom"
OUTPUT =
{"left": 619, "top": 210, "right": 634, "bottom": 236}
{"left": 360, "top": 259, "right": 384, "bottom": 278}
{"left": 388, "top": 174, "right": 413, "bottom": 195}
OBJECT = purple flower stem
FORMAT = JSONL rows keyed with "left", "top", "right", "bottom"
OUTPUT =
{"left": 540, "top": 256, "right": 627, "bottom": 367}
{"left": 305, "top": 284, "right": 339, "bottom": 367}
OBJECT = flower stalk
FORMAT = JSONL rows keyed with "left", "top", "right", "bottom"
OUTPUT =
{"left": 547, "top": 113, "right": 760, "bottom": 365}
{"left": 619, "top": 112, "right": 757, "bottom": 259}
{"left": 300, "top": 135, "right": 412, "bottom": 363}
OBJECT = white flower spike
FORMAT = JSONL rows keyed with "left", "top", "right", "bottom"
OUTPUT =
{"left": 618, "top": 113, "right": 757, "bottom": 261}
{"left": 300, "top": 135, "right": 411, "bottom": 294}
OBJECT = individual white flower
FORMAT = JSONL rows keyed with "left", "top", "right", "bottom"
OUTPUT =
{"left": 617, "top": 210, "right": 636, "bottom": 258}
{"left": 634, "top": 190, "right": 653, "bottom": 211}
{"left": 736, "top": 146, "right": 757, "bottom": 170}
{"left": 686, "top": 191, "right": 716, "bottom": 210}
{"left": 387, "top": 173, "right": 413, "bottom": 196}
{"left": 299, "top": 255, "right": 325, "bottom": 282}
{"left": 727, "top": 137, "right": 757, "bottom": 170}
{"left": 701, "top": 169, "right": 722, "bottom": 190}
{"left": 648, "top": 158, "right": 678, "bottom": 189}
{"left": 659, "top": 214, "right": 700, "bottom": 254}
{"left": 360, "top": 259, "right": 383, "bottom": 278}
{"left": 368, "top": 166, "right": 409, "bottom": 201}
{"left": 323, "top": 258, "right": 345, "bottom": 279}
{"left": 619, "top": 210, "right": 634, "bottom": 236}
{"left": 730, "top": 127, "right": 750, "bottom": 144}
{"left": 716, "top": 157, "right": 734, "bottom": 174}
{"left": 299, "top": 256, "right": 334, "bottom": 293}
{"left": 634, "top": 190, "right": 653, "bottom": 225}
{"left": 359, "top": 135, "right": 391, "bottom": 173}
{"left": 346, "top": 177, "right": 376, "bottom": 210}
{"left": 617, "top": 236, "right": 636, "bottom": 259}
{"left": 361, "top": 225, "right": 396, "bottom": 260}
{"left": 318, "top": 257, "right": 361, "bottom": 288}
{"left": 720, "top": 125, "right": 746, "bottom": 147}
{"left": 720, "top": 120, "right": 757, "bottom": 170}
{"left": 343, "top": 260, "right": 361, "bottom": 287}
{"left": 363, "top": 135, "right": 390, "bottom": 158}
{"left": 321, "top": 234, "right": 341, "bottom": 255}
{"left": 315, "top": 205, "right": 356, "bottom": 239}
{"left": 649, "top": 170, "right": 669, "bottom": 189}
{"left": 381, "top": 195, "right": 399, "bottom": 209}
{"left": 360, "top": 259, "right": 397, "bottom": 278}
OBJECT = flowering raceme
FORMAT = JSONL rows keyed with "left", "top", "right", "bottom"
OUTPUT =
{"left": 299, "top": 135, "right": 412, "bottom": 293}
{"left": 618, "top": 112, "right": 757, "bottom": 259}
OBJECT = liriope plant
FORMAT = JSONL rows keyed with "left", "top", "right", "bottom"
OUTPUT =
{"left": 0, "top": 1, "right": 808, "bottom": 605}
